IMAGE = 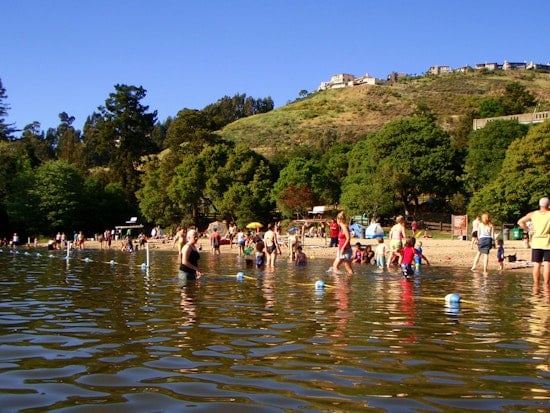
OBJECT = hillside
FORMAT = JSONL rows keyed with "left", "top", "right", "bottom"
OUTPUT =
{"left": 218, "top": 70, "right": 550, "bottom": 158}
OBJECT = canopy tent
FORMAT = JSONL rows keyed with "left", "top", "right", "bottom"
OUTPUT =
{"left": 206, "top": 221, "right": 228, "bottom": 238}
{"left": 365, "top": 223, "right": 385, "bottom": 239}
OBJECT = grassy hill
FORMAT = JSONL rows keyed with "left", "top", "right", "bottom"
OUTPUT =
{"left": 218, "top": 70, "right": 550, "bottom": 159}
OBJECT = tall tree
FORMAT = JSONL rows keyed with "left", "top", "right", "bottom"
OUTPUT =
{"left": 463, "top": 120, "right": 528, "bottom": 194}
{"left": 342, "top": 117, "right": 459, "bottom": 216}
{"left": 51, "top": 112, "right": 82, "bottom": 165}
{"left": 165, "top": 109, "right": 220, "bottom": 155}
{"left": 0, "top": 79, "right": 17, "bottom": 140}
{"left": 468, "top": 122, "right": 550, "bottom": 223}
{"left": 95, "top": 84, "right": 158, "bottom": 204}
{"left": 19, "top": 122, "right": 53, "bottom": 167}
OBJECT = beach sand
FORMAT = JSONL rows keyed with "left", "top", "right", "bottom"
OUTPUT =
{"left": 76, "top": 234, "right": 533, "bottom": 273}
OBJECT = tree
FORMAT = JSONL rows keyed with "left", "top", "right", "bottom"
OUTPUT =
{"left": 342, "top": 117, "right": 459, "bottom": 216}
{"left": 0, "top": 79, "right": 17, "bottom": 140}
{"left": 19, "top": 122, "right": 54, "bottom": 167}
{"left": 463, "top": 120, "right": 528, "bottom": 194}
{"left": 6, "top": 161, "right": 86, "bottom": 235}
{"left": 276, "top": 185, "right": 317, "bottom": 219}
{"left": 202, "top": 93, "right": 274, "bottom": 130}
{"left": 94, "top": 84, "right": 158, "bottom": 204}
{"left": 468, "top": 122, "right": 550, "bottom": 223}
{"left": 51, "top": 112, "right": 82, "bottom": 165}
{"left": 167, "top": 154, "right": 207, "bottom": 226}
{"left": 271, "top": 157, "right": 336, "bottom": 217}
{"left": 165, "top": 108, "right": 221, "bottom": 155}
{"left": 501, "top": 82, "right": 536, "bottom": 115}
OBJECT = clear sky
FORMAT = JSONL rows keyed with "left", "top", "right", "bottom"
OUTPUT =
{"left": 2, "top": 0, "right": 549, "bottom": 135}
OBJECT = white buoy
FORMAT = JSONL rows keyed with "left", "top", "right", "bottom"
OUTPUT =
{"left": 315, "top": 280, "right": 325, "bottom": 290}
{"left": 445, "top": 293, "right": 461, "bottom": 304}
{"left": 110, "top": 260, "right": 115, "bottom": 266}
{"left": 84, "top": 257, "right": 90, "bottom": 263}
{"left": 236, "top": 271, "right": 244, "bottom": 280}
{"left": 141, "top": 263, "right": 147, "bottom": 270}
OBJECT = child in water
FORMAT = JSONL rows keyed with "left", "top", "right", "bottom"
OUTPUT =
{"left": 496, "top": 239, "right": 504, "bottom": 271}
{"left": 399, "top": 237, "right": 430, "bottom": 280}
{"left": 255, "top": 241, "right": 266, "bottom": 268}
{"left": 375, "top": 238, "right": 388, "bottom": 268}
{"left": 294, "top": 246, "right": 307, "bottom": 266}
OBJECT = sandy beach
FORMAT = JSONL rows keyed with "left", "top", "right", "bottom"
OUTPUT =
{"left": 76, "top": 234, "right": 534, "bottom": 273}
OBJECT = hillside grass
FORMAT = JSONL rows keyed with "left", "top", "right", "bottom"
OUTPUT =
{"left": 218, "top": 70, "right": 550, "bottom": 158}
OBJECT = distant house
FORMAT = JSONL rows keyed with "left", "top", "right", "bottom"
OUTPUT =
{"left": 427, "top": 65, "right": 452, "bottom": 75}
{"left": 318, "top": 73, "right": 355, "bottom": 91}
{"left": 354, "top": 73, "right": 382, "bottom": 85}
{"left": 503, "top": 60, "right": 527, "bottom": 70}
{"left": 526, "top": 61, "right": 550, "bottom": 71}
{"left": 475, "top": 62, "right": 500, "bottom": 71}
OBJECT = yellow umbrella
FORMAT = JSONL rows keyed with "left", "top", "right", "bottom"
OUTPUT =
{"left": 246, "top": 222, "right": 263, "bottom": 230}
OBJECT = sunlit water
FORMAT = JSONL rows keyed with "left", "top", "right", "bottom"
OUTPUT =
{"left": 0, "top": 245, "right": 548, "bottom": 412}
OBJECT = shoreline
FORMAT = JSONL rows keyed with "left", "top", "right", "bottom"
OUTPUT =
{"left": 39, "top": 234, "right": 534, "bottom": 274}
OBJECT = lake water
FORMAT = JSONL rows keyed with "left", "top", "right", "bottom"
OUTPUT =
{"left": 0, "top": 246, "right": 548, "bottom": 412}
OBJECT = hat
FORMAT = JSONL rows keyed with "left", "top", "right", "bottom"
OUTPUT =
{"left": 539, "top": 197, "right": 549, "bottom": 207}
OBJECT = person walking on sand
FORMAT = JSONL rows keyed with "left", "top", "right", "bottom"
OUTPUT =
{"left": 332, "top": 211, "right": 354, "bottom": 275}
{"left": 517, "top": 197, "right": 550, "bottom": 290}
{"left": 471, "top": 212, "right": 494, "bottom": 275}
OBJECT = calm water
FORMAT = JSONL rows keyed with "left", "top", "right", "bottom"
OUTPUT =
{"left": 0, "top": 245, "right": 548, "bottom": 412}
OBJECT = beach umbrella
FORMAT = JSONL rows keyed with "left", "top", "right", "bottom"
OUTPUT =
{"left": 246, "top": 222, "right": 263, "bottom": 230}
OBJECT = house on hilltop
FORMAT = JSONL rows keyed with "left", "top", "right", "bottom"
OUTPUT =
{"left": 317, "top": 72, "right": 382, "bottom": 91}
{"left": 427, "top": 65, "right": 452, "bottom": 75}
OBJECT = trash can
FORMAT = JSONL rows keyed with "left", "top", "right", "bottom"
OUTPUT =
{"left": 503, "top": 228, "right": 509, "bottom": 240}
{"left": 511, "top": 227, "right": 522, "bottom": 240}
{"left": 360, "top": 227, "right": 366, "bottom": 239}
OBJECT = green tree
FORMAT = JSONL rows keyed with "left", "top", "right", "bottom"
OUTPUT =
{"left": 92, "top": 85, "right": 158, "bottom": 205}
{"left": 202, "top": 93, "right": 274, "bottom": 130}
{"left": 342, "top": 117, "right": 459, "bottom": 216}
{"left": 137, "top": 153, "right": 186, "bottom": 227}
{"left": 477, "top": 98, "right": 505, "bottom": 118}
{"left": 271, "top": 156, "right": 338, "bottom": 217}
{"left": 6, "top": 161, "right": 85, "bottom": 235}
{"left": 168, "top": 154, "right": 207, "bottom": 226}
{"left": 501, "top": 82, "right": 536, "bottom": 115}
{"left": 165, "top": 109, "right": 220, "bottom": 155}
{"left": 463, "top": 120, "right": 528, "bottom": 194}
{"left": 18, "top": 122, "right": 54, "bottom": 167}
{"left": 51, "top": 112, "right": 82, "bottom": 165}
{"left": 0, "top": 79, "right": 17, "bottom": 140}
{"left": 468, "top": 122, "right": 550, "bottom": 223}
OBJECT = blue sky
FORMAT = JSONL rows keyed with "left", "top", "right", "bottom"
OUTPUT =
{"left": 2, "top": 0, "right": 549, "bottom": 134}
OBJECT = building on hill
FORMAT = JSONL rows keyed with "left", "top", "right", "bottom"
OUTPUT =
{"left": 318, "top": 73, "right": 382, "bottom": 91}
{"left": 317, "top": 59, "right": 550, "bottom": 92}
{"left": 427, "top": 65, "right": 452, "bottom": 75}
{"left": 473, "top": 110, "right": 550, "bottom": 130}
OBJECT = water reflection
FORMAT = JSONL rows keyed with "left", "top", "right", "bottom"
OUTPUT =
{"left": 0, "top": 247, "right": 548, "bottom": 411}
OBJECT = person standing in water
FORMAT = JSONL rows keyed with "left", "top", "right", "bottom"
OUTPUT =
{"left": 332, "top": 211, "right": 354, "bottom": 275}
{"left": 180, "top": 229, "right": 203, "bottom": 281}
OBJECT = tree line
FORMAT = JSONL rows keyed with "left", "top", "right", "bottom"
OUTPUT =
{"left": 0, "top": 77, "right": 548, "bottom": 240}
